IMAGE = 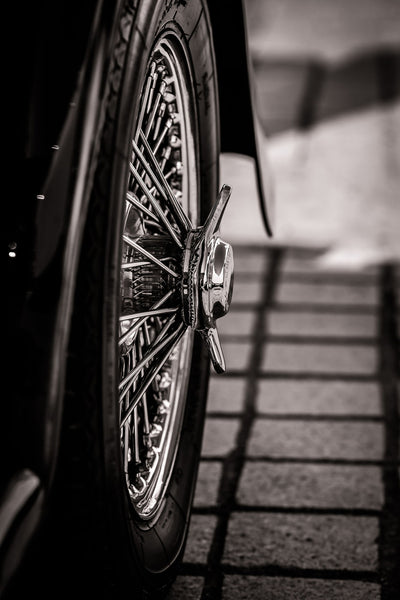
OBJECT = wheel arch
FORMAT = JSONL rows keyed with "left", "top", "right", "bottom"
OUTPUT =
{"left": 206, "top": 0, "right": 274, "bottom": 235}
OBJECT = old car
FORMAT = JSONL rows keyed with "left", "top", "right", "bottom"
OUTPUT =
{"left": 1, "top": 0, "right": 272, "bottom": 597}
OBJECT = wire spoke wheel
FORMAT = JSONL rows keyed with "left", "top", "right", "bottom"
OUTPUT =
{"left": 118, "top": 38, "right": 197, "bottom": 519}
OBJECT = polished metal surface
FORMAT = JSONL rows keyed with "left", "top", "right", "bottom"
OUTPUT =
{"left": 182, "top": 184, "right": 234, "bottom": 373}
{"left": 118, "top": 35, "right": 234, "bottom": 519}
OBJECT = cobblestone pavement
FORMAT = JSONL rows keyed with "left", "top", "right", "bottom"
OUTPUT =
{"left": 167, "top": 245, "right": 400, "bottom": 599}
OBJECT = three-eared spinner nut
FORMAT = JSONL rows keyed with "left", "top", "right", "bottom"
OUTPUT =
{"left": 181, "top": 185, "right": 234, "bottom": 373}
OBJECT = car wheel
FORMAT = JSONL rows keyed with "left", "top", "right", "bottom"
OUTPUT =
{"left": 36, "top": 1, "right": 232, "bottom": 599}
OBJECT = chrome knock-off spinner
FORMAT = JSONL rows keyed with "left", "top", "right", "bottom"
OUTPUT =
{"left": 182, "top": 184, "right": 234, "bottom": 373}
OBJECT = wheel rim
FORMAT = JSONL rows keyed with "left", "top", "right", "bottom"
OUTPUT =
{"left": 119, "top": 34, "right": 197, "bottom": 520}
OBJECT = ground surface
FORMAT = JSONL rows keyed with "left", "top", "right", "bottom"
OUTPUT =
{"left": 167, "top": 1, "right": 400, "bottom": 598}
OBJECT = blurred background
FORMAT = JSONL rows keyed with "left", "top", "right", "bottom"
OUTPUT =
{"left": 222, "top": 0, "right": 400, "bottom": 269}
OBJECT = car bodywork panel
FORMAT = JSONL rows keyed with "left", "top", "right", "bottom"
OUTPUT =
{"left": 207, "top": 0, "right": 273, "bottom": 236}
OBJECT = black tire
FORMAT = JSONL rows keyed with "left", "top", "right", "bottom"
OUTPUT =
{"left": 19, "top": 2, "right": 220, "bottom": 599}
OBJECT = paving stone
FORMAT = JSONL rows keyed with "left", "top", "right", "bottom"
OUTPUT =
{"left": 262, "top": 342, "right": 377, "bottom": 375}
{"left": 280, "top": 255, "right": 379, "bottom": 278}
{"left": 237, "top": 463, "right": 383, "bottom": 509}
{"left": 201, "top": 419, "right": 240, "bottom": 457}
{"left": 223, "top": 342, "right": 253, "bottom": 371}
{"left": 317, "top": 57, "right": 379, "bottom": 122}
{"left": 220, "top": 156, "right": 269, "bottom": 245}
{"left": 266, "top": 310, "right": 377, "bottom": 337}
{"left": 231, "top": 280, "right": 264, "bottom": 304}
{"left": 222, "top": 576, "right": 380, "bottom": 600}
{"left": 223, "top": 513, "right": 379, "bottom": 570}
{"left": 253, "top": 61, "right": 308, "bottom": 134}
{"left": 265, "top": 106, "right": 400, "bottom": 264}
{"left": 218, "top": 310, "right": 256, "bottom": 336}
{"left": 207, "top": 377, "right": 247, "bottom": 413}
{"left": 281, "top": 254, "right": 348, "bottom": 274}
{"left": 256, "top": 380, "right": 381, "bottom": 415}
{"left": 183, "top": 514, "right": 217, "bottom": 564}
{"left": 232, "top": 248, "right": 269, "bottom": 274}
{"left": 274, "top": 281, "right": 379, "bottom": 306}
{"left": 166, "top": 576, "right": 204, "bottom": 600}
{"left": 193, "top": 461, "right": 222, "bottom": 507}
{"left": 247, "top": 420, "right": 384, "bottom": 460}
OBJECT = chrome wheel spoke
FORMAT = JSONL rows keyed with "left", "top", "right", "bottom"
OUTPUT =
{"left": 126, "top": 191, "right": 160, "bottom": 223}
{"left": 121, "top": 258, "right": 174, "bottom": 270}
{"left": 119, "top": 307, "right": 178, "bottom": 322}
{"left": 122, "top": 236, "right": 179, "bottom": 278}
{"left": 134, "top": 61, "right": 156, "bottom": 144}
{"left": 119, "top": 290, "right": 175, "bottom": 346}
{"left": 119, "top": 313, "right": 181, "bottom": 395}
{"left": 128, "top": 160, "right": 183, "bottom": 248}
{"left": 121, "top": 323, "right": 185, "bottom": 427}
{"left": 135, "top": 133, "right": 192, "bottom": 232}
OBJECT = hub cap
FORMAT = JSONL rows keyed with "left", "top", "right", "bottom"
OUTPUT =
{"left": 182, "top": 185, "right": 234, "bottom": 373}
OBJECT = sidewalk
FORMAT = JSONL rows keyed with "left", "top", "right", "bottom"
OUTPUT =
{"left": 168, "top": 245, "right": 399, "bottom": 600}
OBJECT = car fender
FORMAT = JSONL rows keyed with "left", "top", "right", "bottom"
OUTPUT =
{"left": 206, "top": 0, "right": 274, "bottom": 235}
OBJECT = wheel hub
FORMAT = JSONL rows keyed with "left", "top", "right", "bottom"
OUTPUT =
{"left": 121, "top": 235, "right": 179, "bottom": 313}
{"left": 182, "top": 184, "right": 234, "bottom": 373}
